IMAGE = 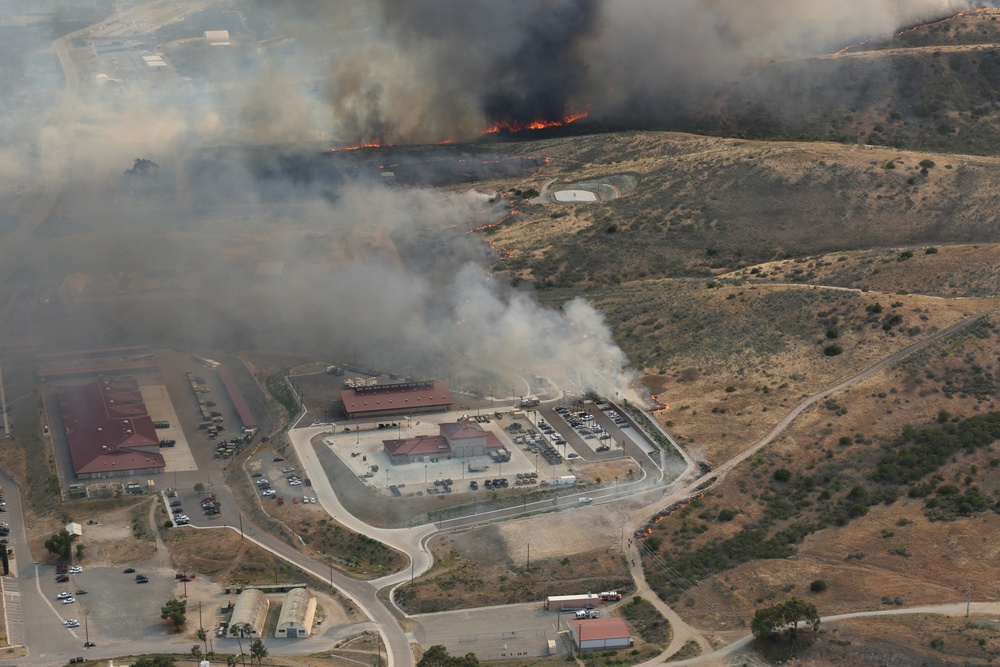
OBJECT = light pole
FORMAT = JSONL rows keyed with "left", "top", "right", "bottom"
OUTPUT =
{"left": 615, "top": 475, "right": 619, "bottom": 496}
{"left": 619, "top": 521, "right": 626, "bottom": 552}
{"left": 424, "top": 464, "right": 428, "bottom": 485}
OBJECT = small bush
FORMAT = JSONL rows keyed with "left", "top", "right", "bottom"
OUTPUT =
{"left": 824, "top": 344, "right": 843, "bottom": 356}
{"left": 809, "top": 580, "right": 828, "bottom": 594}
{"left": 919, "top": 159, "right": 936, "bottom": 170}
{"left": 773, "top": 468, "right": 792, "bottom": 482}
{"left": 925, "top": 246, "right": 938, "bottom": 254}
{"left": 717, "top": 509, "right": 737, "bottom": 522}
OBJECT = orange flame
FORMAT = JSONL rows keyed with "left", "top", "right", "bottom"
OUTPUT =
{"left": 836, "top": 7, "right": 988, "bottom": 55}
{"left": 479, "top": 109, "right": 590, "bottom": 136}
{"left": 329, "top": 141, "right": 384, "bottom": 152}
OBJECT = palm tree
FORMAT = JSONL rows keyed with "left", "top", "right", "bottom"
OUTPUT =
{"left": 197, "top": 627, "right": 208, "bottom": 657}
{"left": 230, "top": 623, "right": 249, "bottom": 667}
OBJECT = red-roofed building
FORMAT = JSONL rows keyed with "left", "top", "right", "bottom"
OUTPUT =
{"left": 341, "top": 381, "right": 453, "bottom": 420}
{"left": 383, "top": 420, "right": 504, "bottom": 465}
{"left": 57, "top": 377, "right": 165, "bottom": 480}
{"left": 217, "top": 365, "right": 257, "bottom": 432}
{"left": 566, "top": 617, "right": 632, "bottom": 651}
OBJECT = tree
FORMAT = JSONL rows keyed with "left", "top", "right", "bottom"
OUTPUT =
{"left": 230, "top": 622, "right": 250, "bottom": 667}
{"left": 418, "top": 645, "right": 480, "bottom": 667}
{"left": 751, "top": 598, "right": 820, "bottom": 641}
{"left": 44, "top": 530, "right": 73, "bottom": 559}
{"left": 160, "top": 598, "right": 187, "bottom": 632}
{"left": 227, "top": 655, "right": 239, "bottom": 667}
{"left": 197, "top": 627, "right": 209, "bottom": 656}
{"left": 250, "top": 638, "right": 268, "bottom": 666}
{"left": 193, "top": 482, "right": 206, "bottom": 494}
{"left": 132, "top": 656, "right": 176, "bottom": 667}
{"left": 1, "top": 545, "right": 8, "bottom": 575}
{"left": 190, "top": 644, "right": 203, "bottom": 659}
{"left": 809, "top": 580, "right": 828, "bottom": 594}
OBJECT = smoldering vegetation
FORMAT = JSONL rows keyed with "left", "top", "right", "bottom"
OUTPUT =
{"left": 185, "top": 144, "right": 547, "bottom": 205}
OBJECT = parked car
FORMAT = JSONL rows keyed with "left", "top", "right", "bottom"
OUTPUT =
{"left": 123, "top": 568, "right": 135, "bottom": 574}
{"left": 170, "top": 500, "right": 182, "bottom": 507}
{"left": 56, "top": 575, "right": 69, "bottom": 583}
{"left": 64, "top": 619, "right": 79, "bottom": 628}
{"left": 57, "top": 591, "right": 73, "bottom": 599}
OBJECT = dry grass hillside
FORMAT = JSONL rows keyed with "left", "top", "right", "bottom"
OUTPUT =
{"left": 641, "top": 311, "right": 1000, "bottom": 632}
{"left": 484, "top": 132, "right": 1000, "bottom": 286}
{"left": 676, "top": 8, "right": 1000, "bottom": 156}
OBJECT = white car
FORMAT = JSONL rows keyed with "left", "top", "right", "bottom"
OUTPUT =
{"left": 62, "top": 597, "right": 76, "bottom": 604}
{"left": 64, "top": 619, "right": 79, "bottom": 628}
{"left": 309, "top": 497, "right": 316, "bottom": 504}
{"left": 288, "top": 480, "right": 301, "bottom": 486}
{"left": 69, "top": 566, "right": 82, "bottom": 574}
{"left": 579, "top": 497, "right": 593, "bottom": 504}
{"left": 57, "top": 591, "right": 72, "bottom": 599}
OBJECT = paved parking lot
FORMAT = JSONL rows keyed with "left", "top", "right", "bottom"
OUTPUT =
{"left": 42, "top": 564, "right": 179, "bottom": 643}
{"left": 318, "top": 413, "right": 578, "bottom": 496}
{"left": 411, "top": 603, "right": 572, "bottom": 659}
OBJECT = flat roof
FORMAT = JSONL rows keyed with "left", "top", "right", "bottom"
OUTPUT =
{"left": 570, "top": 617, "right": 630, "bottom": 641}
{"left": 217, "top": 365, "right": 257, "bottom": 430}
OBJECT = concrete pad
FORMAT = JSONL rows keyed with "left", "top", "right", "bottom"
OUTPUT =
{"left": 140, "top": 384, "right": 198, "bottom": 471}
{"left": 553, "top": 189, "right": 597, "bottom": 203}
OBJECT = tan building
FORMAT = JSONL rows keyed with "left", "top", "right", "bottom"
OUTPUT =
{"left": 230, "top": 589, "right": 269, "bottom": 638}
{"left": 275, "top": 588, "right": 316, "bottom": 638}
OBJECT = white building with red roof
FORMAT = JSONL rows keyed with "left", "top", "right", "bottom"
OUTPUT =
{"left": 566, "top": 617, "right": 632, "bottom": 651}
{"left": 383, "top": 419, "right": 504, "bottom": 465}
{"left": 57, "top": 377, "right": 165, "bottom": 480}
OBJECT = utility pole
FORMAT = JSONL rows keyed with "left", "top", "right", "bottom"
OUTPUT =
{"left": 527, "top": 543, "right": 530, "bottom": 569}
{"left": 239, "top": 513, "right": 244, "bottom": 541}
{"left": 199, "top": 601, "right": 203, "bottom": 628}
{"left": 967, "top": 582, "right": 972, "bottom": 617}
{"left": 619, "top": 521, "right": 626, "bottom": 553}
{"left": 84, "top": 613, "right": 89, "bottom": 647}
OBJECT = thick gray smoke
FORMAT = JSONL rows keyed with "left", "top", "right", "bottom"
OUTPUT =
{"left": 0, "top": 0, "right": 986, "bottom": 410}
{"left": 314, "top": 0, "right": 986, "bottom": 143}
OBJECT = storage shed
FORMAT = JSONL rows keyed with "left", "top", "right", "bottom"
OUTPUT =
{"left": 567, "top": 617, "right": 632, "bottom": 651}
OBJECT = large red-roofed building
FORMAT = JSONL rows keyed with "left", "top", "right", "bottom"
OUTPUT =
{"left": 341, "top": 381, "right": 453, "bottom": 420}
{"left": 383, "top": 420, "right": 503, "bottom": 465}
{"left": 57, "top": 376, "right": 165, "bottom": 479}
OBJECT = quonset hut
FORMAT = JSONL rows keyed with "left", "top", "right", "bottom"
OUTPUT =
{"left": 230, "top": 589, "right": 269, "bottom": 638}
{"left": 275, "top": 588, "right": 316, "bottom": 638}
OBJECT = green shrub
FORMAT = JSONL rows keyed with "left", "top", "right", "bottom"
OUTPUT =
{"left": 823, "top": 345, "right": 843, "bottom": 356}
{"left": 809, "top": 580, "right": 828, "bottom": 594}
